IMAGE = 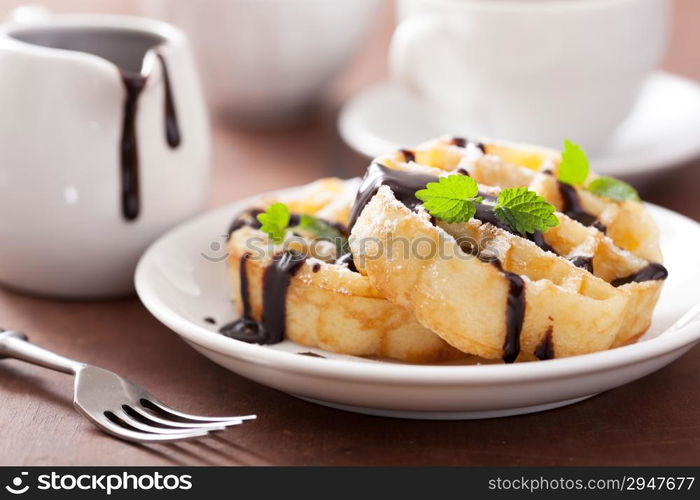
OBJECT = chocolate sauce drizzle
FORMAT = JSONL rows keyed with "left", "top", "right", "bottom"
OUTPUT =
{"left": 486, "top": 259, "right": 526, "bottom": 363}
{"left": 298, "top": 351, "right": 326, "bottom": 358}
{"left": 611, "top": 263, "right": 668, "bottom": 287}
{"left": 220, "top": 250, "right": 307, "bottom": 344}
{"left": 348, "top": 163, "right": 437, "bottom": 231}
{"left": 534, "top": 327, "right": 555, "bottom": 360}
{"left": 541, "top": 171, "right": 604, "bottom": 230}
{"left": 260, "top": 251, "right": 307, "bottom": 343}
{"left": 528, "top": 231, "right": 556, "bottom": 254}
{"left": 557, "top": 181, "right": 598, "bottom": 227}
{"left": 335, "top": 252, "right": 359, "bottom": 273}
{"left": 119, "top": 54, "right": 181, "bottom": 221}
{"left": 219, "top": 253, "right": 259, "bottom": 341}
{"left": 450, "top": 136, "right": 486, "bottom": 153}
{"left": 227, "top": 208, "right": 263, "bottom": 238}
{"left": 502, "top": 271, "right": 526, "bottom": 363}
{"left": 349, "top": 163, "right": 551, "bottom": 253}
{"left": 593, "top": 221, "right": 608, "bottom": 234}
{"left": 400, "top": 149, "right": 416, "bottom": 163}
{"left": 569, "top": 255, "right": 594, "bottom": 273}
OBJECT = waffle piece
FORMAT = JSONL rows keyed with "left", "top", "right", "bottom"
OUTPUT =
{"left": 349, "top": 141, "right": 667, "bottom": 361}
{"left": 388, "top": 137, "right": 662, "bottom": 262}
{"left": 224, "top": 178, "right": 462, "bottom": 363}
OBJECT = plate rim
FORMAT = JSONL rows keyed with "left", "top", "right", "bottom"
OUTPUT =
{"left": 135, "top": 191, "right": 700, "bottom": 385}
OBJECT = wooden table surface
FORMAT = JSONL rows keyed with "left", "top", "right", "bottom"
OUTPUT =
{"left": 1, "top": 0, "right": 699, "bottom": 466}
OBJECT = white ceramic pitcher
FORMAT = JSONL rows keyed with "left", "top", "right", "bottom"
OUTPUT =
{"left": 0, "top": 7, "right": 211, "bottom": 298}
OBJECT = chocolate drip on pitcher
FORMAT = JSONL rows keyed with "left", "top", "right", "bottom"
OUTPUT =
{"left": 119, "top": 54, "right": 182, "bottom": 221}
{"left": 157, "top": 54, "right": 181, "bottom": 148}
{"left": 119, "top": 72, "right": 148, "bottom": 220}
{"left": 7, "top": 28, "right": 176, "bottom": 222}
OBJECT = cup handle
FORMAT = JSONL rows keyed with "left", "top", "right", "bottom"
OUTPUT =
{"left": 389, "top": 16, "right": 449, "bottom": 96}
{"left": 5, "top": 4, "right": 52, "bottom": 24}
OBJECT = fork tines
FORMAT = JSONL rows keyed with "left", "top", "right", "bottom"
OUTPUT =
{"left": 95, "top": 399, "right": 256, "bottom": 443}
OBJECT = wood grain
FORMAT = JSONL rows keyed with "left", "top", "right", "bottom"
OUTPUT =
{"left": 0, "top": 0, "right": 698, "bottom": 466}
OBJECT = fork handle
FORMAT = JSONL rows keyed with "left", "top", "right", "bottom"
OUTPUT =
{"left": 0, "top": 330, "right": 84, "bottom": 375}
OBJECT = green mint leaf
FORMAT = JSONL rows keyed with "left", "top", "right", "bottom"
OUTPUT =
{"left": 299, "top": 214, "right": 342, "bottom": 240}
{"left": 298, "top": 214, "right": 349, "bottom": 254}
{"left": 587, "top": 176, "right": 640, "bottom": 202}
{"left": 256, "top": 202, "right": 290, "bottom": 244}
{"left": 493, "top": 187, "right": 559, "bottom": 235}
{"left": 415, "top": 175, "right": 482, "bottom": 223}
{"left": 558, "top": 139, "right": 589, "bottom": 186}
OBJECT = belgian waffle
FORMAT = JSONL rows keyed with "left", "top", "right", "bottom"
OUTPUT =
{"left": 223, "top": 178, "right": 462, "bottom": 363}
{"left": 349, "top": 137, "right": 667, "bottom": 362}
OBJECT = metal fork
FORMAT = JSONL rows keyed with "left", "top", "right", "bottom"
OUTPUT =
{"left": 0, "top": 330, "right": 255, "bottom": 443}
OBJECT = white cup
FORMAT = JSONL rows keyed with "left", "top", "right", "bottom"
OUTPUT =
{"left": 0, "top": 8, "right": 211, "bottom": 298}
{"left": 390, "top": 0, "right": 670, "bottom": 153}
{"left": 144, "top": 0, "right": 383, "bottom": 127}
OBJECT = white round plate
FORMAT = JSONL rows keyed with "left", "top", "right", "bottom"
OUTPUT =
{"left": 338, "top": 72, "right": 700, "bottom": 178}
{"left": 135, "top": 186, "right": 700, "bottom": 420}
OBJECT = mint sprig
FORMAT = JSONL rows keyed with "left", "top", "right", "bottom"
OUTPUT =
{"left": 256, "top": 202, "right": 290, "bottom": 244}
{"left": 558, "top": 139, "right": 641, "bottom": 203}
{"left": 415, "top": 175, "right": 482, "bottom": 223}
{"left": 493, "top": 187, "right": 559, "bottom": 235}
{"left": 256, "top": 205, "right": 349, "bottom": 252}
{"left": 416, "top": 175, "right": 559, "bottom": 234}
{"left": 587, "top": 176, "right": 640, "bottom": 202}
{"left": 298, "top": 214, "right": 349, "bottom": 254}
{"left": 298, "top": 214, "right": 342, "bottom": 240}
{"left": 558, "top": 139, "right": 589, "bottom": 186}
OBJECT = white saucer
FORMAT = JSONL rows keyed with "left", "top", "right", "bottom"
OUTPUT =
{"left": 339, "top": 72, "right": 700, "bottom": 177}
{"left": 135, "top": 184, "right": 700, "bottom": 420}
